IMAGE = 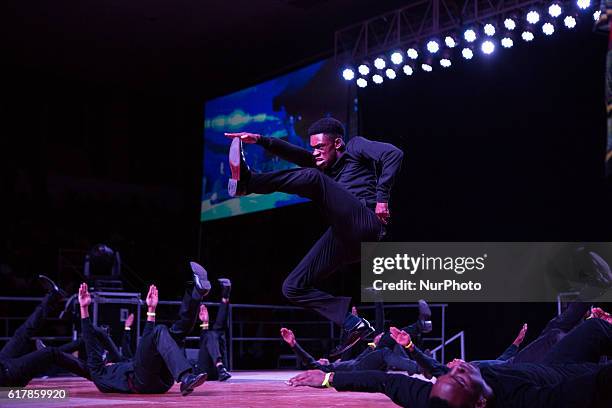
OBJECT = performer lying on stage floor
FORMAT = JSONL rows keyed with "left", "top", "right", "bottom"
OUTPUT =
{"left": 287, "top": 316, "right": 612, "bottom": 408}
{"left": 280, "top": 327, "right": 419, "bottom": 374}
{"left": 0, "top": 278, "right": 90, "bottom": 386}
{"left": 225, "top": 117, "right": 404, "bottom": 358}
{"left": 195, "top": 278, "right": 232, "bottom": 381}
{"left": 280, "top": 299, "right": 434, "bottom": 375}
{"left": 78, "top": 264, "right": 211, "bottom": 396}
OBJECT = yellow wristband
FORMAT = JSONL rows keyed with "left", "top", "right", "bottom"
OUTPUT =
{"left": 367, "top": 342, "right": 376, "bottom": 349}
{"left": 124, "top": 326, "right": 131, "bottom": 331}
{"left": 321, "top": 372, "right": 332, "bottom": 388}
{"left": 200, "top": 323, "right": 209, "bottom": 329}
{"left": 404, "top": 341, "right": 414, "bottom": 350}
{"left": 147, "top": 312, "right": 156, "bottom": 317}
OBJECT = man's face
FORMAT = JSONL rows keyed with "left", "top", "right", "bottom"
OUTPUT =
{"left": 310, "top": 133, "right": 338, "bottom": 170}
{"left": 430, "top": 362, "right": 487, "bottom": 407}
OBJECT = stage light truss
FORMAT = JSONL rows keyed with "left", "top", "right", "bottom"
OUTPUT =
{"left": 335, "top": 0, "right": 597, "bottom": 85}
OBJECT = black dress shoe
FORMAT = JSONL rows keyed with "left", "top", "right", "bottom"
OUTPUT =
{"left": 190, "top": 262, "right": 211, "bottom": 296}
{"left": 180, "top": 372, "right": 207, "bottom": 396}
{"left": 329, "top": 317, "right": 374, "bottom": 359}
{"left": 35, "top": 339, "right": 47, "bottom": 350}
{"left": 417, "top": 299, "right": 433, "bottom": 334}
{"left": 38, "top": 274, "right": 68, "bottom": 298}
{"left": 217, "top": 365, "right": 232, "bottom": 382}
{"left": 218, "top": 278, "right": 231, "bottom": 300}
{"left": 228, "top": 137, "right": 251, "bottom": 197}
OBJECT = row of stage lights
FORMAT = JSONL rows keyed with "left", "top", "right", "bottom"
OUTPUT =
{"left": 342, "top": 0, "right": 600, "bottom": 87}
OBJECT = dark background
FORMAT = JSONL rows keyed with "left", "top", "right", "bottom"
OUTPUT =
{"left": 1, "top": 1, "right": 611, "bottom": 363}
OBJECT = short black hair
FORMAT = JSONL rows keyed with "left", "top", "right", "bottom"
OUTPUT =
{"left": 307, "top": 117, "right": 345, "bottom": 138}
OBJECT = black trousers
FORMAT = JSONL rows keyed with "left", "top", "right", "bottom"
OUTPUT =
{"left": 248, "top": 168, "right": 384, "bottom": 326}
{"left": 131, "top": 324, "right": 193, "bottom": 393}
{"left": 196, "top": 302, "right": 229, "bottom": 379}
{"left": 513, "top": 302, "right": 590, "bottom": 363}
{"left": 131, "top": 287, "right": 202, "bottom": 393}
{"left": 0, "top": 294, "right": 90, "bottom": 386}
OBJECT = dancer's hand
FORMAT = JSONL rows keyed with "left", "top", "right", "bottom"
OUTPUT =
{"left": 375, "top": 202, "right": 390, "bottom": 224}
{"left": 280, "top": 327, "right": 296, "bottom": 347}
{"left": 125, "top": 313, "right": 134, "bottom": 328}
{"left": 316, "top": 358, "right": 330, "bottom": 366}
{"left": 287, "top": 370, "right": 328, "bottom": 387}
{"left": 447, "top": 358, "right": 466, "bottom": 369}
{"left": 224, "top": 132, "right": 261, "bottom": 144}
{"left": 146, "top": 285, "right": 158, "bottom": 310}
{"left": 199, "top": 304, "right": 209, "bottom": 323}
{"left": 78, "top": 282, "right": 91, "bottom": 307}
{"left": 512, "top": 323, "right": 528, "bottom": 347}
{"left": 390, "top": 326, "right": 412, "bottom": 348}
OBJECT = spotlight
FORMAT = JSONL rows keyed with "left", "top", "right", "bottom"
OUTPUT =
{"left": 407, "top": 47, "right": 419, "bottom": 59}
{"left": 522, "top": 31, "right": 535, "bottom": 41}
{"left": 421, "top": 63, "right": 433, "bottom": 72}
{"left": 356, "top": 78, "right": 368, "bottom": 88}
{"left": 577, "top": 0, "right": 591, "bottom": 10}
{"left": 372, "top": 74, "right": 384, "bottom": 84}
{"left": 501, "top": 37, "right": 514, "bottom": 48}
{"left": 402, "top": 64, "right": 414, "bottom": 76}
{"left": 564, "top": 15, "right": 577, "bottom": 28}
{"left": 464, "top": 28, "right": 477, "bottom": 42}
{"left": 548, "top": 3, "right": 562, "bottom": 17}
{"left": 526, "top": 10, "right": 540, "bottom": 24}
{"left": 373, "top": 57, "right": 386, "bottom": 70}
{"left": 342, "top": 68, "right": 355, "bottom": 81}
{"left": 481, "top": 40, "right": 495, "bottom": 54}
{"left": 462, "top": 47, "right": 474, "bottom": 60}
{"left": 504, "top": 18, "right": 517, "bottom": 30}
{"left": 440, "top": 58, "right": 452, "bottom": 68}
{"left": 358, "top": 64, "right": 370, "bottom": 76}
{"left": 385, "top": 68, "right": 397, "bottom": 79}
{"left": 484, "top": 24, "right": 496, "bottom": 36}
{"left": 542, "top": 22, "right": 555, "bottom": 35}
{"left": 594, "top": 10, "right": 602, "bottom": 21}
{"left": 390, "top": 51, "right": 404, "bottom": 65}
{"left": 444, "top": 35, "right": 458, "bottom": 48}
{"left": 427, "top": 40, "right": 440, "bottom": 53}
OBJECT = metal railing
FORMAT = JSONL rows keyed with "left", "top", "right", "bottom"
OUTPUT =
{"left": 0, "top": 297, "right": 454, "bottom": 369}
{"left": 431, "top": 330, "right": 465, "bottom": 363}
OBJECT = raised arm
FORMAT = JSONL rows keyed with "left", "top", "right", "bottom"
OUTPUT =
{"left": 390, "top": 326, "right": 449, "bottom": 377}
{"left": 280, "top": 327, "right": 319, "bottom": 368}
{"left": 225, "top": 132, "right": 315, "bottom": 168}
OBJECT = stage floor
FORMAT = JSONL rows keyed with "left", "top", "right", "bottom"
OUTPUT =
{"left": 10, "top": 371, "right": 400, "bottom": 407}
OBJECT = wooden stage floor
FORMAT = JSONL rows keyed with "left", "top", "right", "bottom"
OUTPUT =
{"left": 9, "top": 371, "right": 400, "bottom": 408}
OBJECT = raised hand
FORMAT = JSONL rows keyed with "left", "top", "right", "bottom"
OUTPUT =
{"left": 78, "top": 282, "right": 91, "bottom": 307}
{"left": 146, "top": 285, "right": 158, "bottom": 310}
{"left": 224, "top": 132, "right": 261, "bottom": 144}
{"left": 513, "top": 323, "right": 528, "bottom": 346}
{"left": 390, "top": 326, "right": 412, "bottom": 348}
{"left": 199, "top": 304, "right": 209, "bottom": 323}
{"left": 280, "top": 327, "right": 296, "bottom": 347}
{"left": 287, "top": 370, "right": 327, "bottom": 387}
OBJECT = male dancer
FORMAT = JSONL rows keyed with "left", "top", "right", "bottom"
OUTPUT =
{"left": 0, "top": 279, "right": 90, "bottom": 386}
{"left": 196, "top": 278, "right": 232, "bottom": 381}
{"left": 78, "top": 264, "right": 211, "bottom": 396}
{"left": 288, "top": 317, "right": 612, "bottom": 408}
{"left": 225, "top": 117, "right": 404, "bottom": 356}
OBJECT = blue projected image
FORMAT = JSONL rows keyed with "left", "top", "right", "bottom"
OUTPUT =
{"left": 201, "top": 59, "right": 348, "bottom": 222}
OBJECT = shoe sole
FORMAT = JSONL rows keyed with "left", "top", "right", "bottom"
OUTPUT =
{"left": 228, "top": 138, "right": 241, "bottom": 197}
{"left": 190, "top": 262, "right": 211, "bottom": 291}
{"left": 182, "top": 373, "right": 207, "bottom": 396}
{"left": 329, "top": 326, "right": 375, "bottom": 359}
